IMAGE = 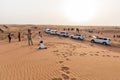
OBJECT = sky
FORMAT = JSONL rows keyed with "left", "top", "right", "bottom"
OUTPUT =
{"left": 0, "top": 0, "right": 120, "bottom": 26}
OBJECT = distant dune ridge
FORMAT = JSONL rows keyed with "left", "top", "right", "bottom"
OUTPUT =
{"left": 0, "top": 25, "right": 120, "bottom": 80}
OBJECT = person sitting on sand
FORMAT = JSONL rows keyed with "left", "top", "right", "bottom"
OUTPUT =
{"left": 38, "top": 41, "right": 47, "bottom": 49}
{"left": 8, "top": 33, "right": 11, "bottom": 43}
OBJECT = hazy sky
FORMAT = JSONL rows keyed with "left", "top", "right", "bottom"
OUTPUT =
{"left": 0, "top": 0, "right": 120, "bottom": 26}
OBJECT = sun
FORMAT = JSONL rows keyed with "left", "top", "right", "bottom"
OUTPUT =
{"left": 62, "top": 0, "right": 99, "bottom": 23}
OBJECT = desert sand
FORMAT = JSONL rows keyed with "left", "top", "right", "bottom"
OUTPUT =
{"left": 0, "top": 25, "right": 120, "bottom": 80}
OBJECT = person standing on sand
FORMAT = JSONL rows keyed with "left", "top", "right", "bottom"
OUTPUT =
{"left": 76, "top": 28, "right": 79, "bottom": 33}
{"left": 27, "top": 29, "right": 33, "bottom": 46}
{"left": 8, "top": 33, "right": 11, "bottom": 43}
{"left": 18, "top": 32, "right": 21, "bottom": 42}
{"left": 38, "top": 32, "right": 42, "bottom": 44}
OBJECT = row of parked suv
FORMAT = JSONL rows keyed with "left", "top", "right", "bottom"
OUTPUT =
{"left": 45, "top": 28, "right": 111, "bottom": 45}
{"left": 45, "top": 28, "right": 85, "bottom": 39}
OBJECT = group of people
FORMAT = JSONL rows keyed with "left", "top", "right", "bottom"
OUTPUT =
{"left": 113, "top": 35, "right": 120, "bottom": 38}
{"left": 8, "top": 29, "right": 46, "bottom": 49}
{"left": 63, "top": 28, "right": 80, "bottom": 33}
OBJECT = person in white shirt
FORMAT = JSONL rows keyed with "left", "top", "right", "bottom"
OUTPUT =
{"left": 38, "top": 41, "right": 47, "bottom": 49}
{"left": 40, "top": 41, "right": 44, "bottom": 48}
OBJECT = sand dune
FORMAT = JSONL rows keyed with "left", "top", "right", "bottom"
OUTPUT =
{"left": 0, "top": 25, "right": 120, "bottom": 80}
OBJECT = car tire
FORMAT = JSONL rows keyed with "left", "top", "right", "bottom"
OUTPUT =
{"left": 91, "top": 40, "right": 95, "bottom": 43}
{"left": 103, "top": 42, "right": 107, "bottom": 45}
{"left": 81, "top": 38, "right": 84, "bottom": 40}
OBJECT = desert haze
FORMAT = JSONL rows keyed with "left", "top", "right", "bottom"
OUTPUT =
{"left": 0, "top": 25, "right": 120, "bottom": 80}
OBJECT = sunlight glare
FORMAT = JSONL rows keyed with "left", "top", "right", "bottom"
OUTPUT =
{"left": 62, "top": 0, "right": 99, "bottom": 23}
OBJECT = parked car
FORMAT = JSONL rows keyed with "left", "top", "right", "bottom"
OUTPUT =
{"left": 70, "top": 34, "right": 85, "bottom": 40}
{"left": 50, "top": 30, "right": 57, "bottom": 35}
{"left": 59, "top": 32, "right": 69, "bottom": 37}
{"left": 45, "top": 28, "right": 51, "bottom": 33}
{"left": 88, "top": 29, "right": 93, "bottom": 33}
{"left": 91, "top": 36, "right": 111, "bottom": 45}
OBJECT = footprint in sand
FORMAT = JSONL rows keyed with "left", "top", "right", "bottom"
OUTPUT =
{"left": 52, "top": 78, "right": 62, "bottom": 80}
{"left": 61, "top": 66, "right": 69, "bottom": 71}
{"left": 59, "top": 61, "right": 64, "bottom": 64}
{"left": 94, "top": 54, "right": 99, "bottom": 56}
{"left": 113, "top": 56, "right": 119, "bottom": 58}
{"left": 102, "top": 55, "right": 110, "bottom": 57}
{"left": 61, "top": 66, "right": 70, "bottom": 74}
{"left": 106, "top": 55, "right": 111, "bottom": 57}
{"left": 96, "top": 51, "right": 100, "bottom": 53}
{"left": 53, "top": 50, "right": 59, "bottom": 52}
{"left": 90, "top": 54, "right": 94, "bottom": 56}
{"left": 61, "top": 74, "right": 69, "bottom": 79}
{"left": 63, "top": 55, "right": 68, "bottom": 58}
{"left": 102, "top": 55, "right": 106, "bottom": 57}
{"left": 69, "top": 53, "right": 72, "bottom": 56}
{"left": 66, "top": 58, "right": 70, "bottom": 61}
{"left": 80, "top": 53, "right": 87, "bottom": 56}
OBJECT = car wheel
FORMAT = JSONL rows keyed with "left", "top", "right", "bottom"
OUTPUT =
{"left": 91, "top": 40, "right": 95, "bottom": 43}
{"left": 78, "top": 37, "right": 80, "bottom": 39}
{"left": 81, "top": 38, "right": 84, "bottom": 40}
{"left": 103, "top": 42, "right": 107, "bottom": 45}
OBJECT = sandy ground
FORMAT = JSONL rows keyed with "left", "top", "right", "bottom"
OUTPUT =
{"left": 0, "top": 25, "right": 120, "bottom": 80}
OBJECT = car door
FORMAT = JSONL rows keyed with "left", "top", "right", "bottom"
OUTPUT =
{"left": 95, "top": 38, "right": 100, "bottom": 43}
{"left": 73, "top": 34, "right": 77, "bottom": 38}
{"left": 76, "top": 35, "right": 79, "bottom": 38}
{"left": 98, "top": 38, "right": 104, "bottom": 43}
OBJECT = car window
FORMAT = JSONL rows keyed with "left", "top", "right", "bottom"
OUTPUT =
{"left": 97, "top": 37, "right": 101, "bottom": 39}
{"left": 103, "top": 38, "right": 107, "bottom": 40}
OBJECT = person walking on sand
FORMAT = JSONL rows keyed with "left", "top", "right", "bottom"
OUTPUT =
{"left": 8, "top": 33, "right": 11, "bottom": 43}
{"left": 27, "top": 29, "right": 33, "bottom": 46}
{"left": 18, "top": 32, "right": 21, "bottom": 42}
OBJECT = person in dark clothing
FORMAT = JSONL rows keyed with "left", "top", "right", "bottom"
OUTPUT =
{"left": 113, "top": 35, "right": 115, "bottom": 38}
{"left": 18, "top": 32, "right": 21, "bottom": 42}
{"left": 38, "top": 31, "right": 42, "bottom": 44}
{"left": 76, "top": 28, "right": 79, "bottom": 33}
{"left": 8, "top": 33, "right": 11, "bottom": 43}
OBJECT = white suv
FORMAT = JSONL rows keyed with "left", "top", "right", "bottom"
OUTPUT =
{"left": 59, "top": 32, "right": 69, "bottom": 37}
{"left": 91, "top": 36, "right": 111, "bottom": 45}
{"left": 45, "top": 28, "right": 51, "bottom": 33}
{"left": 70, "top": 34, "right": 85, "bottom": 40}
{"left": 50, "top": 30, "right": 57, "bottom": 35}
